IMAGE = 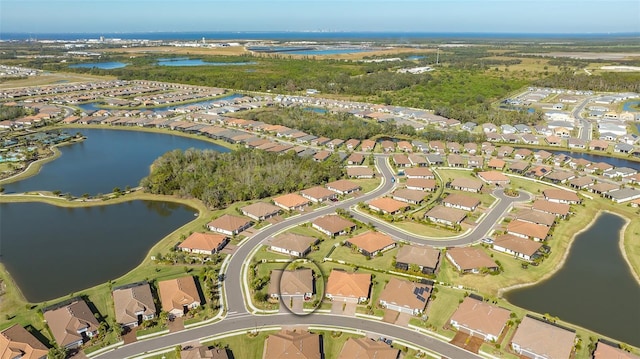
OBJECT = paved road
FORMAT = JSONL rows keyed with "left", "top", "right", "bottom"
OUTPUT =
{"left": 573, "top": 98, "right": 592, "bottom": 141}
{"left": 96, "top": 313, "right": 481, "bottom": 359}
{"left": 95, "top": 155, "right": 528, "bottom": 359}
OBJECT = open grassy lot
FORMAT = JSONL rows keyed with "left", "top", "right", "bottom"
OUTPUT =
{"left": 328, "top": 245, "right": 399, "bottom": 271}
{"left": 0, "top": 72, "right": 115, "bottom": 89}
{"left": 204, "top": 330, "right": 276, "bottom": 359}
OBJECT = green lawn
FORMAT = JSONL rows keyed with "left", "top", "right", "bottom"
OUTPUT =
{"left": 410, "top": 285, "right": 465, "bottom": 338}
{"left": 203, "top": 330, "right": 276, "bottom": 359}
{"left": 328, "top": 245, "right": 398, "bottom": 271}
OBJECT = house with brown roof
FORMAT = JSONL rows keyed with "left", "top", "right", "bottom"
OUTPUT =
{"left": 511, "top": 316, "right": 576, "bottom": 359}
{"left": 158, "top": 276, "right": 201, "bottom": 318}
{"left": 361, "top": 139, "right": 376, "bottom": 151}
{"left": 337, "top": 338, "right": 399, "bottom": 359}
{"left": 507, "top": 220, "right": 550, "bottom": 242}
{"left": 346, "top": 152, "right": 365, "bottom": 165}
{"left": 368, "top": 197, "right": 410, "bottom": 215}
{"left": 263, "top": 329, "right": 322, "bottom": 359}
{"left": 545, "top": 170, "right": 575, "bottom": 184}
{"left": 346, "top": 166, "right": 376, "bottom": 179}
{"left": 397, "top": 140, "right": 413, "bottom": 152}
{"left": 450, "top": 178, "right": 483, "bottom": 193}
{"left": 446, "top": 247, "right": 498, "bottom": 273}
{"left": 468, "top": 155, "right": 484, "bottom": 168}
{"left": 395, "top": 245, "right": 441, "bottom": 274}
{"left": 345, "top": 139, "right": 360, "bottom": 150}
{"left": 593, "top": 341, "right": 639, "bottom": 359}
{"left": 325, "top": 270, "right": 371, "bottom": 303}
{"left": 391, "top": 188, "right": 425, "bottom": 204}
{"left": 568, "top": 176, "right": 594, "bottom": 190}
{"left": 508, "top": 161, "right": 530, "bottom": 174}
{"left": 532, "top": 200, "right": 570, "bottom": 218}
{"left": 112, "top": 282, "right": 156, "bottom": 328}
{"left": 447, "top": 154, "right": 466, "bottom": 167}
{"left": 543, "top": 189, "right": 581, "bottom": 204}
{"left": 449, "top": 297, "right": 511, "bottom": 342}
{"left": 408, "top": 154, "right": 428, "bottom": 167}
{"left": 312, "top": 214, "right": 356, "bottom": 237}
{"left": 300, "top": 186, "right": 337, "bottom": 203}
{"left": 492, "top": 234, "right": 545, "bottom": 261}
{"left": 379, "top": 277, "right": 431, "bottom": 315}
{"left": 477, "top": 171, "right": 510, "bottom": 185}
{"left": 273, "top": 193, "right": 312, "bottom": 211}
{"left": 380, "top": 140, "right": 395, "bottom": 152}
{"left": 326, "top": 179, "right": 361, "bottom": 195}
{"left": 0, "top": 325, "right": 48, "bottom": 359}
{"left": 241, "top": 202, "right": 281, "bottom": 221}
{"left": 405, "top": 178, "right": 437, "bottom": 192}
{"left": 43, "top": 299, "right": 100, "bottom": 349}
{"left": 207, "top": 214, "right": 252, "bottom": 236}
{"left": 313, "top": 150, "right": 332, "bottom": 162}
{"left": 178, "top": 232, "right": 229, "bottom": 255}
{"left": 404, "top": 167, "right": 434, "bottom": 179}
{"left": 443, "top": 193, "right": 480, "bottom": 212}
{"left": 589, "top": 182, "right": 619, "bottom": 195}
{"left": 346, "top": 231, "right": 396, "bottom": 257}
{"left": 268, "top": 268, "right": 314, "bottom": 300}
{"left": 487, "top": 158, "right": 506, "bottom": 170}
{"left": 426, "top": 205, "right": 467, "bottom": 226}
{"left": 181, "top": 346, "right": 230, "bottom": 359}
{"left": 269, "top": 233, "right": 318, "bottom": 257}
{"left": 392, "top": 154, "right": 411, "bottom": 167}
{"left": 516, "top": 209, "right": 556, "bottom": 227}
{"left": 589, "top": 139, "right": 610, "bottom": 151}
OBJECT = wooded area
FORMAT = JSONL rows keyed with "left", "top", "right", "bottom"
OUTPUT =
{"left": 140, "top": 148, "right": 344, "bottom": 209}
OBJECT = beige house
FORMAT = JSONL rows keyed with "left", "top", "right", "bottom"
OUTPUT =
{"left": 449, "top": 297, "right": 511, "bottom": 342}
{"left": 326, "top": 270, "right": 371, "bottom": 303}
{"left": 511, "top": 316, "right": 576, "bottom": 359}
{"left": 158, "top": 276, "right": 201, "bottom": 318}
{"left": 263, "top": 330, "right": 321, "bottom": 359}
{"left": 379, "top": 277, "right": 431, "bottom": 315}
{"left": 0, "top": 325, "right": 48, "bottom": 359}
{"left": 112, "top": 282, "right": 156, "bottom": 328}
{"left": 337, "top": 338, "right": 399, "bottom": 359}
{"left": 43, "top": 299, "right": 100, "bottom": 349}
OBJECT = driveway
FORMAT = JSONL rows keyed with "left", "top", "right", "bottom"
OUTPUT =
{"left": 330, "top": 301, "right": 357, "bottom": 316}
{"left": 450, "top": 331, "right": 483, "bottom": 353}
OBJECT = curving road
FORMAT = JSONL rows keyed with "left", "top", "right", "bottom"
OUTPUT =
{"left": 573, "top": 98, "right": 592, "bottom": 141}
{"left": 95, "top": 155, "right": 530, "bottom": 359}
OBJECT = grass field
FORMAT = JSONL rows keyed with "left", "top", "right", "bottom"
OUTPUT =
{"left": 0, "top": 72, "right": 115, "bottom": 89}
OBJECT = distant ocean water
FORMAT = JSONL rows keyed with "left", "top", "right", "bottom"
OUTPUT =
{"left": 2, "top": 31, "right": 639, "bottom": 41}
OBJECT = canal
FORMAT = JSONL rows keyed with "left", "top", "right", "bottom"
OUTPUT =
{"left": 2, "top": 128, "right": 230, "bottom": 196}
{"left": 505, "top": 212, "right": 640, "bottom": 347}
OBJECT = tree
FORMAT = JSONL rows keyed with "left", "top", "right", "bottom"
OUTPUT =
{"left": 48, "top": 347, "right": 68, "bottom": 359}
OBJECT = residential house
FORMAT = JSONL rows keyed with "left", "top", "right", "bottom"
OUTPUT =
{"left": 300, "top": 186, "right": 337, "bottom": 203}
{"left": 543, "top": 189, "right": 581, "bottom": 204}
{"left": 268, "top": 268, "right": 314, "bottom": 300}
{"left": 313, "top": 150, "right": 332, "bottom": 162}
{"left": 112, "top": 282, "right": 156, "bottom": 329}
{"left": 0, "top": 325, "right": 48, "bottom": 359}
{"left": 590, "top": 182, "right": 619, "bottom": 195}
{"left": 404, "top": 167, "right": 434, "bottom": 179}
{"left": 446, "top": 247, "right": 499, "bottom": 273}
{"left": 269, "top": 233, "right": 318, "bottom": 257}
{"left": 273, "top": 193, "right": 312, "bottom": 211}
{"left": 379, "top": 277, "right": 431, "bottom": 315}
{"left": 507, "top": 220, "right": 550, "bottom": 242}
{"left": 468, "top": 156, "right": 483, "bottom": 168}
{"left": 397, "top": 140, "right": 413, "bottom": 152}
{"left": 496, "top": 146, "right": 514, "bottom": 158}
{"left": 443, "top": 193, "right": 480, "bottom": 211}
{"left": 408, "top": 153, "right": 428, "bottom": 167}
{"left": 482, "top": 123, "right": 498, "bottom": 133}
{"left": 361, "top": 139, "right": 376, "bottom": 151}
{"left": 391, "top": 188, "right": 425, "bottom": 204}
{"left": 241, "top": 202, "right": 282, "bottom": 221}
{"left": 544, "top": 170, "right": 575, "bottom": 184}
{"left": 508, "top": 161, "right": 530, "bottom": 174}
{"left": 567, "top": 138, "right": 587, "bottom": 149}
{"left": 516, "top": 209, "right": 556, "bottom": 227}
{"left": 447, "top": 142, "right": 462, "bottom": 153}
{"left": 346, "top": 152, "right": 365, "bottom": 165}
{"left": 425, "top": 205, "right": 467, "bottom": 226}
{"left": 158, "top": 276, "right": 201, "bottom": 318}
{"left": 532, "top": 200, "right": 570, "bottom": 218}
{"left": 447, "top": 154, "right": 466, "bottom": 167}
{"left": 492, "top": 234, "right": 545, "bottom": 261}
{"left": 345, "top": 139, "right": 360, "bottom": 150}
{"left": 392, "top": 154, "right": 412, "bottom": 167}
{"left": 589, "top": 139, "right": 609, "bottom": 151}
{"left": 603, "top": 188, "right": 640, "bottom": 203}
{"left": 345, "top": 231, "right": 396, "bottom": 257}
{"left": 181, "top": 346, "right": 230, "bottom": 359}
{"left": 395, "top": 244, "right": 441, "bottom": 274}
{"left": 325, "top": 270, "right": 371, "bottom": 303}
{"left": 534, "top": 150, "right": 552, "bottom": 162}
{"left": 477, "top": 171, "right": 510, "bottom": 185}
{"left": 368, "top": 197, "right": 410, "bottom": 215}
{"left": 464, "top": 142, "right": 478, "bottom": 154}
{"left": 405, "top": 178, "right": 437, "bottom": 192}
{"left": 429, "top": 140, "right": 445, "bottom": 152}
{"left": 207, "top": 214, "right": 252, "bottom": 236}
{"left": 263, "top": 330, "right": 321, "bottom": 359}
{"left": 312, "top": 214, "right": 356, "bottom": 237}
{"left": 178, "top": 232, "right": 228, "bottom": 255}
{"left": 43, "top": 299, "right": 100, "bottom": 349}
{"left": 593, "top": 341, "right": 640, "bottom": 359}
{"left": 326, "top": 179, "right": 361, "bottom": 195}
{"left": 425, "top": 153, "right": 444, "bottom": 165}
{"left": 514, "top": 148, "right": 533, "bottom": 160}
{"left": 449, "top": 178, "right": 483, "bottom": 193}
{"left": 511, "top": 316, "right": 576, "bottom": 359}
{"left": 381, "top": 140, "right": 395, "bottom": 152}
{"left": 449, "top": 297, "right": 511, "bottom": 342}
{"left": 568, "top": 176, "right": 594, "bottom": 190}
{"left": 346, "top": 166, "right": 376, "bottom": 179}
{"left": 337, "top": 338, "right": 400, "bottom": 359}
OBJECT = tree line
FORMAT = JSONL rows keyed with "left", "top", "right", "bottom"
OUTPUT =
{"left": 140, "top": 148, "right": 344, "bottom": 209}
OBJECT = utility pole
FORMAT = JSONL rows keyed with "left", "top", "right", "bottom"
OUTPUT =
{"left": 436, "top": 47, "right": 440, "bottom": 66}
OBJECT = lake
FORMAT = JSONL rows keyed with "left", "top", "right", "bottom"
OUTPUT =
{"left": 2, "top": 128, "right": 230, "bottom": 196}
{"left": 544, "top": 149, "right": 640, "bottom": 171}
{"left": 505, "top": 212, "right": 640, "bottom": 346}
{"left": 68, "top": 62, "right": 127, "bottom": 69}
{"left": 622, "top": 101, "right": 639, "bottom": 112}
{"left": 77, "top": 93, "right": 244, "bottom": 113}
{"left": 0, "top": 200, "right": 197, "bottom": 302}
{"left": 157, "top": 58, "right": 257, "bottom": 66}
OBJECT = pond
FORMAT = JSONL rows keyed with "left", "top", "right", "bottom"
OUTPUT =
{"left": 1, "top": 128, "right": 230, "bottom": 196}
{"left": 0, "top": 200, "right": 197, "bottom": 302}
{"left": 505, "top": 212, "right": 640, "bottom": 346}
{"left": 68, "top": 62, "right": 127, "bottom": 69}
{"left": 156, "top": 58, "right": 257, "bottom": 66}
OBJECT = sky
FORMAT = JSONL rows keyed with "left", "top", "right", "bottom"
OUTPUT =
{"left": 1, "top": 0, "right": 639, "bottom": 34}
